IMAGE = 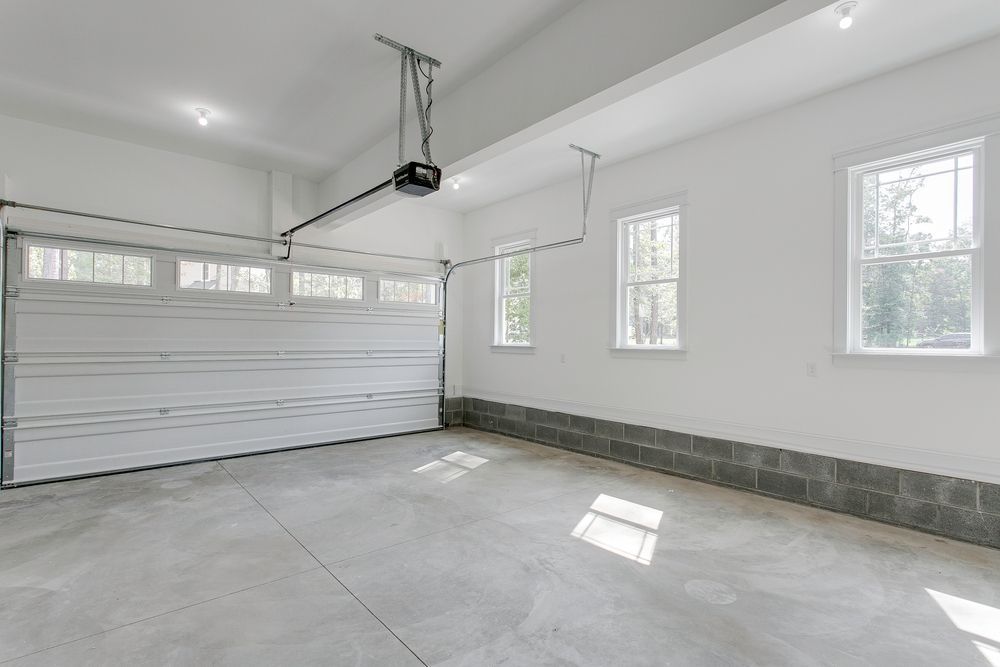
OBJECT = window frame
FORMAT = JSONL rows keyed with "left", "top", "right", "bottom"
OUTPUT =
{"left": 612, "top": 193, "right": 687, "bottom": 353}
{"left": 21, "top": 240, "right": 155, "bottom": 289}
{"left": 841, "top": 138, "right": 985, "bottom": 356}
{"left": 175, "top": 258, "right": 274, "bottom": 296}
{"left": 492, "top": 233, "right": 535, "bottom": 349}
{"left": 289, "top": 269, "right": 365, "bottom": 302}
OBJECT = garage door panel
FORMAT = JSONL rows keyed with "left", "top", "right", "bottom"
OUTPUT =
{"left": 14, "top": 361, "right": 439, "bottom": 410}
{"left": 10, "top": 397, "right": 439, "bottom": 484}
{"left": 12, "top": 355, "right": 439, "bottom": 376}
{"left": 15, "top": 307, "right": 439, "bottom": 354}
{"left": 15, "top": 379, "right": 440, "bottom": 417}
{"left": 3, "top": 240, "right": 444, "bottom": 485}
{"left": 15, "top": 293, "right": 438, "bottom": 324}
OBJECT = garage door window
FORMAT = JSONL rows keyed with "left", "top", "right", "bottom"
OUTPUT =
{"left": 291, "top": 271, "right": 363, "bottom": 300}
{"left": 178, "top": 260, "right": 271, "bottom": 293}
{"left": 378, "top": 279, "right": 437, "bottom": 305}
{"left": 26, "top": 244, "right": 152, "bottom": 286}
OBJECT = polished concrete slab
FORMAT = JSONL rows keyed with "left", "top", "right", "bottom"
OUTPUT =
{"left": 1, "top": 427, "right": 998, "bottom": 665}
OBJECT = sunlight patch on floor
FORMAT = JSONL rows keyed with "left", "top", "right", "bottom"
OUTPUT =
{"left": 413, "top": 451, "right": 489, "bottom": 483}
{"left": 571, "top": 494, "right": 663, "bottom": 565}
{"left": 926, "top": 588, "right": 1000, "bottom": 664}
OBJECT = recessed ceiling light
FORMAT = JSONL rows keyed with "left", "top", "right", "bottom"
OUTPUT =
{"left": 835, "top": 1, "right": 857, "bottom": 30}
{"left": 451, "top": 178, "right": 461, "bottom": 190}
{"left": 195, "top": 108, "right": 211, "bottom": 127}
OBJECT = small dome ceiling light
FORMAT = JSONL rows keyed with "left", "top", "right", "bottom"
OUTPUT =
{"left": 195, "top": 108, "right": 211, "bottom": 127}
{"left": 835, "top": 2, "right": 857, "bottom": 30}
{"left": 451, "top": 178, "right": 461, "bottom": 190}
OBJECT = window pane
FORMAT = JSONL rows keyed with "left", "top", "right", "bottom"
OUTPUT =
{"left": 178, "top": 260, "right": 205, "bottom": 289}
{"left": 124, "top": 256, "right": 152, "bottom": 286}
{"left": 863, "top": 152, "right": 974, "bottom": 258}
{"left": 291, "top": 271, "right": 304, "bottom": 295}
{"left": 27, "top": 246, "right": 62, "bottom": 280}
{"left": 626, "top": 214, "right": 679, "bottom": 282}
{"left": 344, "top": 276, "right": 363, "bottom": 300}
{"left": 502, "top": 296, "right": 531, "bottom": 344}
{"left": 226, "top": 265, "right": 246, "bottom": 291}
{"left": 311, "top": 273, "right": 330, "bottom": 298}
{"left": 877, "top": 156, "right": 955, "bottom": 184}
{"left": 249, "top": 268, "right": 270, "bottom": 294}
{"left": 504, "top": 252, "right": 530, "bottom": 294}
{"left": 203, "top": 263, "right": 225, "bottom": 290}
{"left": 65, "top": 250, "right": 94, "bottom": 281}
{"left": 94, "top": 253, "right": 124, "bottom": 284}
{"left": 626, "top": 282, "right": 678, "bottom": 346}
{"left": 861, "top": 255, "right": 971, "bottom": 349}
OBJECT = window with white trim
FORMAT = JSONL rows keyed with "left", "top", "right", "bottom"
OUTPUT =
{"left": 847, "top": 141, "right": 982, "bottom": 353}
{"left": 291, "top": 271, "right": 363, "bottom": 300}
{"left": 26, "top": 244, "right": 152, "bottom": 287}
{"left": 494, "top": 240, "right": 532, "bottom": 345}
{"left": 615, "top": 207, "right": 682, "bottom": 348}
{"left": 178, "top": 260, "right": 271, "bottom": 294}
{"left": 378, "top": 279, "right": 437, "bottom": 305}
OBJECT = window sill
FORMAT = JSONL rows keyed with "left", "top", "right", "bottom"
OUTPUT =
{"left": 832, "top": 352, "right": 1000, "bottom": 371}
{"left": 609, "top": 347, "right": 687, "bottom": 360}
{"left": 490, "top": 345, "right": 536, "bottom": 354}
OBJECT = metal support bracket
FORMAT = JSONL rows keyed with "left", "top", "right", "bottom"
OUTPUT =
{"left": 1, "top": 427, "right": 14, "bottom": 484}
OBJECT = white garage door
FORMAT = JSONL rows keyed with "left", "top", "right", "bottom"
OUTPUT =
{"left": 1, "top": 234, "right": 443, "bottom": 485}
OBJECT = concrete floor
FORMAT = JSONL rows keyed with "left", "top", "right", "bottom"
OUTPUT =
{"left": 1, "top": 428, "right": 999, "bottom": 666}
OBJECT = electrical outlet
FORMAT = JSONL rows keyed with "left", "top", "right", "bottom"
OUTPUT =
{"left": 806, "top": 362, "right": 817, "bottom": 378}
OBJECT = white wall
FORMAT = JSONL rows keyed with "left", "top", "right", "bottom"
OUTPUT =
{"left": 0, "top": 114, "right": 272, "bottom": 237}
{"left": 459, "top": 35, "right": 1000, "bottom": 483}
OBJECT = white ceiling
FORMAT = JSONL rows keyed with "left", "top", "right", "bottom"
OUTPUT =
{"left": 0, "top": 0, "right": 581, "bottom": 180}
{"left": 424, "top": 0, "right": 1000, "bottom": 213}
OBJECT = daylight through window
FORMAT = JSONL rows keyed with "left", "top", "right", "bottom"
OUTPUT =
{"left": 26, "top": 244, "right": 152, "bottom": 287}
{"left": 617, "top": 209, "right": 681, "bottom": 348}
{"left": 178, "top": 260, "right": 271, "bottom": 294}
{"left": 378, "top": 279, "right": 437, "bottom": 304}
{"left": 291, "top": 271, "right": 363, "bottom": 300}
{"left": 852, "top": 144, "right": 980, "bottom": 352}
{"left": 495, "top": 240, "right": 532, "bottom": 345}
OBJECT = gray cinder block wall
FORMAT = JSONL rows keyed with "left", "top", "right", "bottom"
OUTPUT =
{"left": 444, "top": 397, "right": 1000, "bottom": 549}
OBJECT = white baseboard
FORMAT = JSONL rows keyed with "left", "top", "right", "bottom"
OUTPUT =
{"left": 461, "top": 387, "right": 1000, "bottom": 485}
